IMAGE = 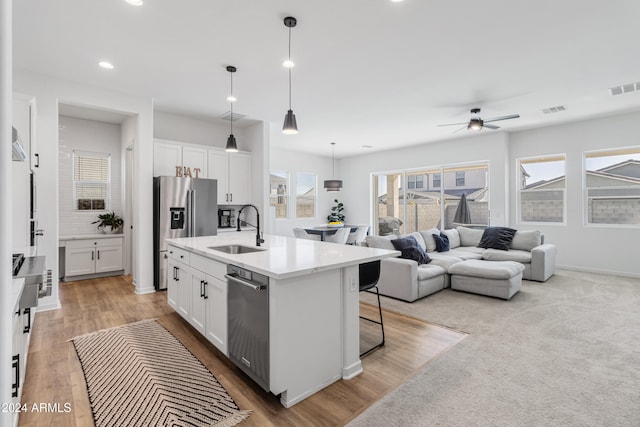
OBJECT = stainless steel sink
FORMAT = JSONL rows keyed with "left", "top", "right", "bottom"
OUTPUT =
{"left": 208, "top": 244, "right": 265, "bottom": 254}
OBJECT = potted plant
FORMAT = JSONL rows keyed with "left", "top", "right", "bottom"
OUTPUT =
{"left": 327, "top": 199, "right": 345, "bottom": 227}
{"left": 92, "top": 211, "right": 124, "bottom": 234}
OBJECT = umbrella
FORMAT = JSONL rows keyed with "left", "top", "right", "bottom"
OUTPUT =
{"left": 453, "top": 193, "right": 472, "bottom": 225}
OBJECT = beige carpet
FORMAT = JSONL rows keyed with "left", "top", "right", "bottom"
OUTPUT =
{"left": 351, "top": 270, "right": 640, "bottom": 426}
{"left": 72, "top": 319, "right": 251, "bottom": 427}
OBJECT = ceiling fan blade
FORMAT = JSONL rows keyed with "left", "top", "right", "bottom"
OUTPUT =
{"left": 483, "top": 123, "right": 500, "bottom": 130}
{"left": 483, "top": 114, "right": 520, "bottom": 123}
{"left": 453, "top": 125, "right": 468, "bottom": 133}
{"left": 437, "top": 122, "right": 468, "bottom": 127}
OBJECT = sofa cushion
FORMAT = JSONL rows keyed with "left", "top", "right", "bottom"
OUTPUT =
{"left": 457, "top": 226, "right": 484, "bottom": 247}
{"left": 391, "top": 236, "right": 431, "bottom": 265}
{"left": 416, "top": 264, "right": 446, "bottom": 281}
{"left": 365, "top": 235, "right": 397, "bottom": 251}
{"left": 432, "top": 232, "right": 450, "bottom": 252}
{"left": 403, "top": 231, "right": 427, "bottom": 252}
{"left": 441, "top": 228, "right": 460, "bottom": 249}
{"left": 477, "top": 227, "right": 517, "bottom": 251}
{"left": 449, "top": 259, "right": 525, "bottom": 279}
{"left": 482, "top": 248, "right": 532, "bottom": 263}
{"left": 448, "top": 248, "right": 483, "bottom": 260}
{"left": 510, "top": 230, "right": 542, "bottom": 251}
{"left": 418, "top": 228, "right": 440, "bottom": 252}
{"left": 428, "top": 253, "right": 463, "bottom": 271}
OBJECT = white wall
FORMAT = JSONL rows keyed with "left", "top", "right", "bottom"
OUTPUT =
{"left": 12, "top": 93, "right": 31, "bottom": 248}
{"left": 510, "top": 111, "right": 640, "bottom": 277}
{"left": 58, "top": 116, "right": 122, "bottom": 236}
{"left": 14, "top": 69, "right": 155, "bottom": 300}
{"left": 270, "top": 146, "right": 337, "bottom": 237}
{"left": 154, "top": 110, "right": 246, "bottom": 148}
{"left": 338, "top": 132, "right": 510, "bottom": 228}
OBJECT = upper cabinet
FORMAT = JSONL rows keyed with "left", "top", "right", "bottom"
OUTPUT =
{"left": 154, "top": 139, "right": 208, "bottom": 178}
{"left": 154, "top": 139, "right": 252, "bottom": 205}
{"left": 208, "top": 148, "right": 252, "bottom": 205}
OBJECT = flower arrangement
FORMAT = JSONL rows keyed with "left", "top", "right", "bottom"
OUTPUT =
{"left": 327, "top": 199, "right": 345, "bottom": 224}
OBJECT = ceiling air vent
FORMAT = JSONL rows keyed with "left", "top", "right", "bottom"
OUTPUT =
{"left": 542, "top": 105, "right": 567, "bottom": 114}
{"left": 608, "top": 82, "right": 640, "bottom": 96}
{"left": 220, "top": 111, "right": 247, "bottom": 121}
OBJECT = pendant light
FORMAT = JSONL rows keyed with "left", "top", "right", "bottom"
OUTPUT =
{"left": 282, "top": 16, "right": 298, "bottom": 134}
{"left": 225, "top": 66, "right": 239, "bottom": 152}
{"left": 324, "top": 142, "right": 343, "bottom": 191}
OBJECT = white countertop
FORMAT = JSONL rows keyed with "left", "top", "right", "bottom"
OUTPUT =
{"left": 167, "top": 233, "right": 399, "bottom": 280}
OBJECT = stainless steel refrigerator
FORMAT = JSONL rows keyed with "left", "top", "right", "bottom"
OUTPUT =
{"left": 153, "top": 176, "right": 218, "bottom": 290}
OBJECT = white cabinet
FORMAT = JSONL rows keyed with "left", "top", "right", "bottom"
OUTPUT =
{"left": 208, "top": 148, "right": 252, "bottom": 205}
{"left": 168, "top": 247, "right": 227, "bottom": 355}
{"left": 64, "top": 236, "right": 124, "bottom": 279}
{"left": 154, "top": 139, "right": 208, "bottom": 178}
{"left": 12, "top": 282, "right": 34, "bottom": 426}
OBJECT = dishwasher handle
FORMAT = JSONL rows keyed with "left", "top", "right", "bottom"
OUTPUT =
{"left": 225, "top": 274, "right": 266, "bottom": 291}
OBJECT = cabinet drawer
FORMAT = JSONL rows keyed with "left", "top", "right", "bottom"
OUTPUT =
{"left": 168, "top": 245, "right": 190, "bottom": 263}
{"left": 66, "top": 239, "right": 97, "bottom": 250}
{"left": 97, "top": 237, "right": 123, "bottom": 249}
{"left": 190, "top": 253, "right": 226, "bottom": 280}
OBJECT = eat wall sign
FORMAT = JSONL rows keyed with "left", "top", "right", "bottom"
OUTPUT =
{"left": 175, "top": 166, "right": 202, "bottom": 178}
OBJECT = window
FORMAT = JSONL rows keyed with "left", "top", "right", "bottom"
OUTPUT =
{"left": 73, "top": 150, "right": 111, "bottom": 210}
{"left": 455, "top": 171, "right": 465, "bottom": 186}
{"left": 584, "top": 147, "right": 640, "bottom": 226}
{"left": 269, "top": 171, "right": 289, "bottom": 219}
{"left": 296, "top": 173, "right": 316, "bottom": 218}
{"left": 374, "top": 164, "right": 489, "bottom": 235}
{"left": 517, "top": 154, "right": 566, "bottom": 223}
{"left": 433, "top": 173, "right": 441, "bottom": 188}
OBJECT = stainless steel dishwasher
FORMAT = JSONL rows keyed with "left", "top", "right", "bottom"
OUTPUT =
{"left": 226, "top": 264, "right": 270, "bottom": 391}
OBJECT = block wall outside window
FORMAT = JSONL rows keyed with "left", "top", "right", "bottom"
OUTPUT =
{"left": 584, "top": 147, "right": 640, "bottom": 226}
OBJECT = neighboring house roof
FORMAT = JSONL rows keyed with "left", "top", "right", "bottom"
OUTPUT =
{"left": 525, "top": 170, "right": 640, "bottom": 189}
{"left": 596, "top": 159, "right": 640, "bottom": 179}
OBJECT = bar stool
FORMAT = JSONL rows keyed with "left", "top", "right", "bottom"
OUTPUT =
{"left": 359, "top": 260, "right": 385, "bottom": 357}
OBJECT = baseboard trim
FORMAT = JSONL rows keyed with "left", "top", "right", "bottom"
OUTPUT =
{"left": 135, "top": 285, "right": 156, "bottom": 295}
{"left": 557, "top": 265, "right": 640, "bottom": 279}
{"left": 36, "top": 300, "right": 62, "bottom": 312}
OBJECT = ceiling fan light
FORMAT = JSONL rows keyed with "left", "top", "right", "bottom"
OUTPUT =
{"left": 324, "top": 180, "right": 343, "bottom": 191}
{"left": 282, "top": 109, "right": 298, "bottom": 134}
{"left": 225, "top": 134, "right": 238, "bottom": 152}
{"left": 468, "top": 119, "right": 483, "bottom": 131}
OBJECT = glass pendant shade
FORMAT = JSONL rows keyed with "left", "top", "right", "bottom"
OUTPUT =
{"left": 324, "top": 179, "right": 343, "bottom": 191}
{"left": 282, "top": 109, "right": 298, "bottom": 134}
{"left": 225, "top": 134, "right": 238, "bottom": 152}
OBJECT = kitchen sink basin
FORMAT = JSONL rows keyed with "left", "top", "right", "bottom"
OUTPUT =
{"left": 208, "top": 244, "right": 266, "bottom": 254}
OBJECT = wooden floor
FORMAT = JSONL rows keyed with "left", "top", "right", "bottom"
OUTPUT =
{"left": 19, "top": 276, "right": 466, "bottom": 427}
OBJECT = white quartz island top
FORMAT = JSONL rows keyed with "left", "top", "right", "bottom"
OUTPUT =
{"left": 166, "top": 233, "right": 399, "bottom": 280}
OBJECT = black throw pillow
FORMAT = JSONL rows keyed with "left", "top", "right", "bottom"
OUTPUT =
{"left": 391, "top": 236, "right": 431, "bottom": 264}
{"left": 432, "top": 232, "right": 450, "bottom": 252}
{"left": 477, "top": 227, "right": 518, "bottom": 251}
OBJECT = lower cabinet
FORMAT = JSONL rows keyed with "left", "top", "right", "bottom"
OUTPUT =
{"left": 64, "top": 236, "right": 124, "bottom": 279}
{"left": 167, "top": 244, "right": 227, "bottom": 355}
{"left": 11, "top": 292, "right": 34, "bottom": 426}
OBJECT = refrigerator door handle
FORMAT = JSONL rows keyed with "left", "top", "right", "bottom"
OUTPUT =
{"left": 191, "top": 189, "right": 196, "bottom": 236}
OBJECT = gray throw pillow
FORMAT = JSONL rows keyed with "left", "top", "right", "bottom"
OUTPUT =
{"left": 457, "top": 226, "right": 484, "bottom": 247}
{"left": 510, "top": 230, "right": 542, "bottom": 251}
{"left": 365, "top": 235, "right": 397, "bottom": 251}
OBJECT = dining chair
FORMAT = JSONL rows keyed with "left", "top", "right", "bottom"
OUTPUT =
{"left": 325, "top": 227, "right": 350, "bottom": 244}
{"left": 293, "top": 228, "right": 320, "bottom": 240}
{"left": 359, "top": 260, "right": 384, "bottom": 357}
{"left": 346, "top": 226, "right": 370, "bottom": 246}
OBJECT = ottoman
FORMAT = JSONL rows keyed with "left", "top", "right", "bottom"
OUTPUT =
{"left": 448, "top": 260, "right": 525, "bottom": 300}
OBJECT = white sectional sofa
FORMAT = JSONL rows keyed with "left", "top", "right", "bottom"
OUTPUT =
{"left": 364, "top": 226, "right": 557, "bottom": 302}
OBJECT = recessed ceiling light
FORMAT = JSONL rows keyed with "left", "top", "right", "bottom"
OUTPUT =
{"left": 282, "top": 59, "right": 295, "bottom": 68}
{"left": 361, "top": 145, "right": 374, "bottom": 149}
{"left": 391, "top": 0, "right": 405, "bottom": 3}
{"left": 125, "top": 0, "right": 143, "bottom": 6}
{"left": 226, "top": 95, "right": 237, "bottom": 103}
{"left": 98, "top": 61, "right": 114, "bottom": 70}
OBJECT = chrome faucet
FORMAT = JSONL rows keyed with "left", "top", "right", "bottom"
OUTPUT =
{"left": 237, "top": 204, "right": 265, "bottom": 247}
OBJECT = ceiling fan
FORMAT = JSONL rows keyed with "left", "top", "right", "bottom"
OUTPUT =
{"left": 438, "top": 108, "right": 520, "bottom": 133}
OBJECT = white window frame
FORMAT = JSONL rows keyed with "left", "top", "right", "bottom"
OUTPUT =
{"left": 269, "top": 170, "right": 290, "bottom": 219}
{"left": 295, "top": 172, "right": 317, "bottom": 219}
{"left": 583, "top": 146, "right": 640, "bottom": 228}
{"left": 516, "top": 154, "right": 567, "bottom": 226}
{"left": 73, "top": 150, "right": 111, "bottom": 211}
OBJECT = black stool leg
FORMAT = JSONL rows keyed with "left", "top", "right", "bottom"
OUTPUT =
{"left": 360, "top": 285, "right": 385, "bottom": 357}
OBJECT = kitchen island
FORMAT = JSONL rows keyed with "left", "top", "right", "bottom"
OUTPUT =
{"left": 165, "top": 232, "right": 399, "bottom": 408}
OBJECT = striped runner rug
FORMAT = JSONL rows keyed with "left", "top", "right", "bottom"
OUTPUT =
{"left": 71, "top": 319, "right": 251, "bottom": 427}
